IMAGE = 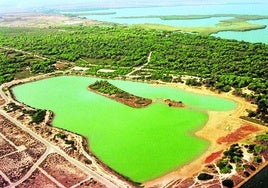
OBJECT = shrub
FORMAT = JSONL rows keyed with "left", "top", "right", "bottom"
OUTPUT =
{"left": 197, "top": 173, "right": 213, "bottom": 181}
{"left": 222, "top": 179, "right": 234, "bottom": 188}
{"left": 253, "top": 144, "right": 263, "bottom": 154}
{"left": 54, "top": 133, "right": 66, "bottom": 139}
{"left": 65, "top": 140, "right": 74, "bottom": 145}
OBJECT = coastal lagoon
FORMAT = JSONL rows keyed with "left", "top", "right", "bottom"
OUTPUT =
{"left": 212, "top": 19, "right": 268, "bottom": 43}
{"left": 62, "top": 3, "right": 268, "bottom": 43}
{"left": 13, "top": 76, "right": 236, "bottom": 182}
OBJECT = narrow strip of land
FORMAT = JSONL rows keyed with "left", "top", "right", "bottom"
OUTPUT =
{"left": 88, "top": 80, "right": 152, "bottom": 108}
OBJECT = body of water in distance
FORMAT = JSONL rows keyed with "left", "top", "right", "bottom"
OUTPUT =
{"left": 62, "top": 2, "right": 268, "bottom": 43}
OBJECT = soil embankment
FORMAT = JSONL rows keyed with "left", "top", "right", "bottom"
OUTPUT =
{"left": 88, "top": 80, "right": 152, "bottom": 108}
{"left": 164, "top": 99, "right": 185, "bottom": 108}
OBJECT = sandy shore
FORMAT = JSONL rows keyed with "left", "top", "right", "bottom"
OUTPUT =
{"left": 2, "top": 72, "right": 267, "bottom": 187}
{"left": 143, "top": 82, "right": 267, "bottom": 187}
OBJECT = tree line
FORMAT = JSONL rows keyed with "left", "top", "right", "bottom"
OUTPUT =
{"left": 0, "top": 25, "right": 267, "bottom": 123}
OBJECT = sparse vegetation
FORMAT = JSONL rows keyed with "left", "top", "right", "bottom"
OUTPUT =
{"left": 22, "top": 109, "right": 46, "bottom": 123}
{"left": 215, "top": 133, "right": 267, "bottom": 180}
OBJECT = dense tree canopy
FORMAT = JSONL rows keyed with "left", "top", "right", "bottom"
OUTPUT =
{"left": 0, "top": 25, "right": 267, "bottom": 122}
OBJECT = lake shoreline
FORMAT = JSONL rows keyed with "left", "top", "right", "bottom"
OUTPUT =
{"left": 3, "top": 73, "right": 268, "bottom": 187}
{"left": 143, "top": 81, "right": 268, "bottom": 187}
{"left": 88, "top": 80, "right": 152, "bottom": 108}
{"left": 1, "top": 73, "right": 140, "bottom": 187}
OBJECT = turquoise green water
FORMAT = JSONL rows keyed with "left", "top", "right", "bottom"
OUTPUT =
{"left": 13, "top": 76, "right": 236, "bottom": 182}
{"left": 61, "top": 2, "right": 268, "bottom": 43}
{"left": 212, "top": 19, "right": 268, "bottom": 44}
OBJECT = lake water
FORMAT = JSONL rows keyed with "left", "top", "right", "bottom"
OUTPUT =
{"left": 13, "top": 76, "right": 236, "bottom": 182}
{"left": 212, "top": 19, "right": 268, "bottom": 43}
{"left": 62, "top": 3, "right": 268, "bottom": 43}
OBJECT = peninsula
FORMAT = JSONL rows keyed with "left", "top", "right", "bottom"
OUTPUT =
{"left": 0, "top": 3, "right": 268, "bottom": 187}
{"left": 88, "top": 80, "right": 152, "bottom": 108}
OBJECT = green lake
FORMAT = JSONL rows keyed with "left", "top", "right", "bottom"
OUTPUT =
{"left": 12, "top": 76, "right": 237, "bottom": 182}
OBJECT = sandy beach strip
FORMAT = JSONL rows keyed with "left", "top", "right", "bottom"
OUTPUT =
{"left": 143, "top": 82, "right": 268, "bottom": 187}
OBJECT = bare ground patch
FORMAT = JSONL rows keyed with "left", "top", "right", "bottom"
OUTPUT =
{"left": 0, "top": 175, "right": 9, "bottom": 187}
{"left": 0, "top": 115, "right": 46, "bottom": 161}
{"left": 0, "top": 13, "right": 99, "bottom": 28}
{"left": 0, "top": 135, "right": 16, "bottom": 157}
{"left": 0, "top": 151, "right": 33, "bottom": 183}
{"left": 40, "top": 153, "right": 88, "bottom": 187}
{"left": 16, "top": 169, "right": 60, "bottom": 188}
{"left": 76, "top": 177, "right": 107, "bottom": 188}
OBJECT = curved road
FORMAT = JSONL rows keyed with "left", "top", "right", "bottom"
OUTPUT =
{"left": 126, "top": 51, "right": 152, "bottom": 77}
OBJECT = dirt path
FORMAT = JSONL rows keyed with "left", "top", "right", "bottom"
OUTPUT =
{"left": 126, "top": 51, "right": 152, "bottom": 77}
{"left": 0, "top": 46, "right": 47, "bottom": 60}
{"left": 7, "top": 147, "right": 55, "bottom": 187}
{"left": 0, "top": 46, "right": 67, "bottom": 65}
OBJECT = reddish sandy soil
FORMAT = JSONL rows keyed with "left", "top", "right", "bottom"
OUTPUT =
{"left": 40, "top": 153, "right": 88, "bottom": 187}
{"left": 205, "top": 150, "right": 223, "bottom": 164}
{"left": 112, "top": 93, "right": 152, "bottom": 108}
{"left": 0, "top": 94, "right": 5, "bottom": 106}
{"left": 217, "top": 124, "right": 260, "bottom": 144}
{"left": 0, "top": 175, "right": 9, "bottom": 187}
{"left": 54, "top": 62, "right": 69, "bottom": 70}
{"left": 16, "top": 169, "right": 60, "bottom": 188}
{"left": 164, "top": 99, "right": 185, "bottom": 108}
{"left": 0, "top": 115, "right": 46, "bottom": 161}
{"left": 76, "top": 178, "right": 107, "bottom": 188}
{"left": 0, "top": 135, "right": 16, "bottom": 157}
{"left": 0, "top": 151, "right": 34, "bottom": 183}
{"left": 144, "top": 82, "right": 268, "bottom": 188}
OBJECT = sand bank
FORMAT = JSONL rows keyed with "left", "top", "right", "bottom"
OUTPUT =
{"left": 143, "top": 82, "right": 267, "bottom": 187}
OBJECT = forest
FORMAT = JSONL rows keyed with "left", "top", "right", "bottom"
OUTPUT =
{"left": 0, "top": 25, "right": 267, "bottom": 123}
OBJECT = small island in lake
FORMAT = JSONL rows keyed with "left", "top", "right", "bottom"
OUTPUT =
{"left": 88, "top": 80, "right": 152, "bottom": 108}
{"left": 164, "top": 99, "right": 185, "bottom": 108}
